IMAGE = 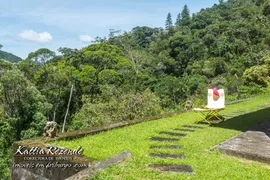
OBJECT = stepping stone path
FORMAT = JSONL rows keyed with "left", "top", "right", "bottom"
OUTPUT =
{"left": 173, "top": 128, "right": 195, "bottom": 132}
{"left": 182, "top": 125, "right": 205, "bottom": 129}
{"left": 150, "top": 145, "right": 182, "bottom": 149}
{"left": 159, "top": 131, "right": 187, "bottom": 137}
{"left": 150, "top": 137, "right": 179, "bottom": 142}
{"left": 149, "top": 153, "right": 186, "bottom": 159}
{"left": 148, "top": 164, "right": 194, "bottom": 173}
{"left": 147, "top": 124, "right": 207, "bottom": 174}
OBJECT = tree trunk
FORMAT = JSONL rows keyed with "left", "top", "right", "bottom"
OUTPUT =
{"left": 235, "top": 74, "right": 240, "bottom": 100}
{"left": 53, "top": 107, "right": 56, "bottom": 122}
{"left": 62, "top": 84, "right": 74, "bottom": 133}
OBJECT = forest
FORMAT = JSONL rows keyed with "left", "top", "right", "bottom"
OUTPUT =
{"left": 0, "top": 45, "right": 22, "bottom": 62}
{"left": 1, "top": 0, "right": 270, "bottom": 178}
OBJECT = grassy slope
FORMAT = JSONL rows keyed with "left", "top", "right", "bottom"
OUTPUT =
{"left": 56, "top": 93, "right": 270, "bottom": 180}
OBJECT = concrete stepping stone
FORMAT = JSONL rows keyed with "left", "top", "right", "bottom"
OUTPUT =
{"left": 148, "top": 153, "right": 186, "bottom": 159}
{"left": 159, "top": 131, "right": 187, "bottom": 137}
{"left": 150, "top": 145, "right": 182, "bottom": 149}
{"left": 214, "top": 120, "right": 270, "bottom": 163}
{"left": 182, "top": 125, "right": 205, "bottom": 129}
{"left": 150, "top": 137, "right": 179, "bottom": 142}
{"left": 148, "top": 164, "right": 194, "bottom": 173}
{"left": 173, "top": 128, "right": 195, "bottom": 132}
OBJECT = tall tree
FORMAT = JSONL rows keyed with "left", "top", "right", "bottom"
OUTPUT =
{"left": 0, "top": 62, "right": 51, "bottom": 139}
{"left": 165, "top": 13, "right": 173, "bottom": 30}
{"left": 27, "top": 48, "right": 55, "bottom": 65}
{"left": 57, "top": 48, "right": 78, "bottom": 133}
{"left": 34, "top": 61, "right": 71, "bottom": 123}
{"left": 175, "top": 13, "right": 181, "bottom": 26}
{"left": 0, "top": 44, "right": 3, "bottom": 50}
{"left": 180, "top": 5, "right": 191, "bottom": 26}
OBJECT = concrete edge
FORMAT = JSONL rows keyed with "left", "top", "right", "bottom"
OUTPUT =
{"left": 49, "top": 110, "right": 186, "bottom": 142}
{"left": 215, "top": 146, "right": 270, "bottom": 164}
{"left": 210, "top": 119, "right": 270, "bottom": 163}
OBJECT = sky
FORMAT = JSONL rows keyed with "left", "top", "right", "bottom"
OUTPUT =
{"left": 0, "top": 0, "right": 219, "bottom": 59}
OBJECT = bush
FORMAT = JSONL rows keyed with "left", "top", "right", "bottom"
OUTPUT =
{"left": 239, "top": 83, "right": 264, "bottom": 99}
{"left": 154, "top": 76, "right": 188, "bottom": 108}
{"left": 263, "top": 3, "right": 270, "bottom": 16}
{"left": 70, "top": 89, "right": 162, "bottom": 130}
{"left": 202, "top": 57, "right": 228, "bottom": 77}
{"left": 243, "top": 64, "right": 270, "bottom": 87}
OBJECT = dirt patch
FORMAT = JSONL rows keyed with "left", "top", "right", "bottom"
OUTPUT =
{"left": 149, "top": 137, "right": 179, "bottom": 142}
{"left": 148, "top": 153, "right": 186, "bottom": 159}
{"left": 148, "top": 164, "right": 194, "bottom": 173}
{"left": 159, "top": 131, "right": 187, "bottom": 137}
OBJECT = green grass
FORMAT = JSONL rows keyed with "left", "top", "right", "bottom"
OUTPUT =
{"left": 56, "top": 93, "right": 270, "bottom": 180}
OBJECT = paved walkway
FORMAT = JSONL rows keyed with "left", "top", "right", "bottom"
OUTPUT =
{"left": 214, "top": 120, "right": 270, "bottom": 163}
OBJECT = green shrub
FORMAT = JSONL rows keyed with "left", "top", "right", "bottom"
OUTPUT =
{"left": 154, "top": 76, "right": 188, "bottom": 108}
{"left": 243, "top": 64, "right": 270, "bottom": 87}
{"left": 239, "top": 83, "right": 264, "bottom": 98}
{"left": 70, "top": 89, "right": 162, "bottom": 130}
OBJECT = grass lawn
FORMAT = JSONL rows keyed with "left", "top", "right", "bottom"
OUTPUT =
{"left": 56, "top": 93, "right": 270, "bottom": 180}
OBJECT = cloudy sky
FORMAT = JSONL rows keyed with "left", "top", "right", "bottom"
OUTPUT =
{"left": 0, "top": 0, "right": 219, "bottom": 59}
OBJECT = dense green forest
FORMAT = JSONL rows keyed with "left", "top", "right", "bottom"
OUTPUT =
{"left": 1, "top": 0, "right": 270, "bottom": 178}
{"left": 0, "top": 44, "right": 22, "bottom": 62}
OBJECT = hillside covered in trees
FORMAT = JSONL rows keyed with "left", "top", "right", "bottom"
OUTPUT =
{"left": 0, "top": 44, "right": 22, "bottom": 62}
{"left": 1, "top": 0, "right": 270, "bottom": 178}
